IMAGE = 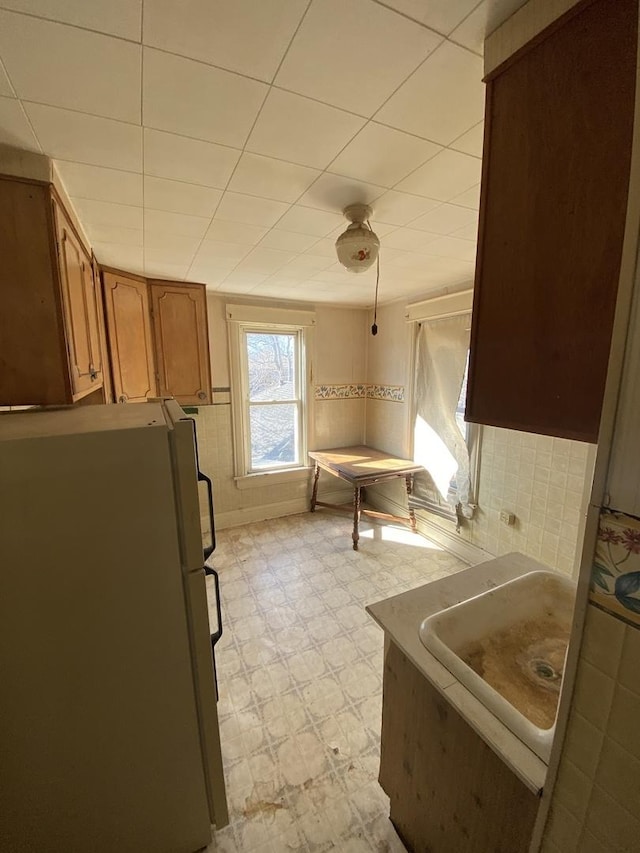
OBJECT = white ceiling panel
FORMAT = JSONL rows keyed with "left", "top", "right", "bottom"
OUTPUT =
{"left": 410, "top": 202, "right": 478, "bottom": 235}
{"left": 144, "top": 128, "right": 239, "bottom": 188}
{"left": 298, "top": 173, "right": 385, "bottom": 214}
{"left": 229, "top": 152, "right": 320, "bottom": 204}
{"left": 204, "top": 219, "right": 268, "bottom": 245}
{"left": 187, "top": 261, "right": 235, "bottom": 287}
{"left": 56, "top": 162, "right": 143, "bottom": 206}
{"left": 257, "top": 229, "right": 319, "bottom": 253}
{"left": 275, "top": 0, "right": 441, "bottom": 116}
{"left": 193, "top": 241, "right": 253, "bottom": 264}
{"left": 144, "top": 234, "right": 201, "bottom": 265}
{"left": 453, "top": 220, "right": 479, "bottom": 241}
{"left": 72, "top": 198, "right": 142, "bottom": 230}
{"left": 214, "top": 191, "right": 290, "bottom": 228}
{"left": 0, "top": 59, "right": 13, "bottom": 96}
{"left": 144, "top": 208, "right": 210, "bottom": 240}
{"left": 451, "top": 183, "right": 481, "bottom": 209}
{"left": 84, "top": 224, "right": 142, "bottom": 247}
{"left": 381, "top": 0, "right": 480, "bottom": 35}
{"left": 375, "top": 41, "right": 484, "bottom": 145}
{"left": 143, "top": 0, "right": 307, "bottom": 83}
{"left": 451, "top": 121, "right": 484, "bottom": 157}
{"left": 0, "top": 13, "right": 141, "bottom": 123}
{"left": 144, "top": 262, "right": 189, "bottom": 280}
{"left": 0, "top": 0, "right": 143, "bottom": 40}
{"left": 396, "top": 148, "right": 481, "bottom": 201}
{"left": 223, "top": 270, "right": 269, "bottom": 287}
{"left": 25, "top": 103, "right": 142, "bottom": 171}
{"left": 449, "top": 0, "right": 529, "bottom": 55}
{"left": 0, "top": 95, "right": 40, "bottom": 150}
{"left": 328, "top": 123, "right": 441, "bottom": 188}
{"left": 426, "top": 235, "right": 477, "bottom": 262}
{"left": 143, "top": 176, "right": 222, "bottom": 218}
{"left": 246, "top": 88, "right": 365, "bottom": 170}
{"left": 143, "top": 48, "right": 266, "bottom": 149}
{"left": 276, "top": 205, "right": 345, "bottom": 237}
{"left": 235, "top": 247, "right": 296, "bottom": 274}
{"left": 371, "top": 190, "right": 440, "bottom": 226}
{"left": 279, "top": 255, "right": 334, "bottom": 275}
{"left": 92, "top": 243, "right": 144, "bottom": 272}
{"left": 382, "top": 228, "right": 439, "bottom": 253}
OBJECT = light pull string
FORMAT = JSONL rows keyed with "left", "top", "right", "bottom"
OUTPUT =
{"left": 367, "top": 219, "right": 379, "bottom": 336}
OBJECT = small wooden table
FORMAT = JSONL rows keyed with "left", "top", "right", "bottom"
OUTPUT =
{"left": 308, "top": 445, "right": 424, "bottom": 550}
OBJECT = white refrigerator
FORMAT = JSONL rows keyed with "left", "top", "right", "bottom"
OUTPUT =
{"left": 0, "top": 400, "right": 228, "bottom": 853}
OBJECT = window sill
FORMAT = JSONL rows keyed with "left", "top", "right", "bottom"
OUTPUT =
{"left": 234, "top": 466, "right": 313, "bottom": 490}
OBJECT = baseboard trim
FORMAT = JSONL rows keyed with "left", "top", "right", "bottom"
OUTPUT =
{"left": 368, "top": 492, "right": 491, "bottom": 566}
{"left": 204, "top": 487, "right": 353, "bottom": 531}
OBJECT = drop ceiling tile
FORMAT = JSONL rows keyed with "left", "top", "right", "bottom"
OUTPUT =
{"left": 382, "top": 228, "right": 439, "bottom": 253}
{"left": 258, "top": 229, "right": 319, "bottom": 253}
{"left": 187, "top": 262, "right": 233, "bottom": 288}
{"left": 425, "top": 235, "right": 477, "bottom": 262}
{"left": 143, "top": 0, "right": 307, "bottom": 83}
{"left": 84, "top": 224, "right": 143, "bottom": 246}
{"left": 144, "top": 234, "right": 200, "bottom": 265}
{"left": 56, "top": 162, "right": 143, "bottom": 206}
{"left": 143, "top": 176, "right": 222, "bottom": 218}
{"left": 25, "top": 103, "right": 142, "bottom": 171}
{"left": 228, "top": 152, "right": 320, "bottom": 203}
{"left": 0, "top": 0, "right": 142, "bottom": 40}
{"left": 204, "top": 219, "right": 268, "bottom": 245}
{"left": 223, "top": 270, "right": 269, "bottom": 287}
{"left": 71, "top": 198, "right": 143, "bottom": 230}
{"left": 275, "top": 205, "right": 345, "bottom": 237}
{"left": 371, "top": 190, "right": 440, "bottom": 226}
{"left": 303, "top": 237, "right": 338, "bottom": 259}
{"left": 144, "top": 262, "right": 189, "bottom": 280}
{"left": 0, "top": 12, "right": 141, "bottom": 123}
{"left": 275, "top": 0, "right": 441, "bottom": 116}
{"left": 214, "top": 191, "right": 289, "bottom": 228}
{"left": 451, "top": 184, "right": 481, "bottom": 210}
{"left": 298, "top": 173, "right": 385, "bottom": 214}
{"left": 143, "top": 48, "right": 266, "bottom": 149}
{"left": 396, "top": 148, "right": 481, "bottom": 201}
{"left": 453, "top": 221, "right": 479, "bottom": 241}
{"left": 410, "top": 202, "right": 478, "bottom": 235}
{"left": 451, "top": 122, "right": 484, "bottom": 157}
{"left": 328, "top": 123, "right": 441, "bottom": 188}
{"left": 0, "top": 96, "right": 40, "bottom": 151}
{"left": 0, "top": 60, "right": 13, "bottom": 96}
{"left": 144, "top": 128, "right": 239, "bottom": 188}
{"left": 375, "top": 41, "right": 484, "bottom": 145}
{"left": 246, "top": 88, "right": 365, "bottom": 170}
{"left": 194, "top": 241, "right": 252, "bottom": 264}
{"left": 92, "top": 242, "right": 144, "bottom": 273}
{"left": 217, "top": 280, "right": 260, "bottom": 295}
{"left": 279, "top": 255, "right": 334, "bottom": 275}
{"left": 382, "top": 0, "right": 479, "bottom": 35}
{"left": 144, "top": 208, "right": 210, "bottom": 239}
{"left": 235, "top": 247, "right": 295, "bottom": 274}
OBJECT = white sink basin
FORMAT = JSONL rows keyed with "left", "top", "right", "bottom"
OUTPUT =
{"left": 419, "top": 570, "right": 576, "bottom": 762}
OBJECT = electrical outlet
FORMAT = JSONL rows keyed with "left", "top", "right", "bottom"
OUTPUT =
{"left": 500, "top": 510, "right": 516, "bottom": 526}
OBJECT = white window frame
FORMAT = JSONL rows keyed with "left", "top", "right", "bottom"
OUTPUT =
{"left": 227, "top": 304, "right": 315, "bottom": 488}
{"left": 405, "top": 289, "right": 482, "bottom": 526}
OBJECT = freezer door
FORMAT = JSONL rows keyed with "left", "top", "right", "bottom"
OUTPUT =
{"left": 185, "top": 570, "right": 229, "bottom": 828}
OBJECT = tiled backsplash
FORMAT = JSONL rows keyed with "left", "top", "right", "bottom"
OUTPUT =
{"left": 541, "top": 605, "right": 640, "bottom": 853}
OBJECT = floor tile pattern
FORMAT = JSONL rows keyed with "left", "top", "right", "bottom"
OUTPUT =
{"left": 204, "top": 511, "right": 466, "bottom": 852}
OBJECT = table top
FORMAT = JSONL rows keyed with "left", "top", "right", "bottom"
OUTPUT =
{"left": 308, "top": 445, "right": 423, "bottom": 483}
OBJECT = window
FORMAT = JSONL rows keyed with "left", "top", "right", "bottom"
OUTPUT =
{"left": 407, "top": 294, "right": 480, "bottom": 529}
{"left": 227, "top": 304, "right": 314, "bottom": 482}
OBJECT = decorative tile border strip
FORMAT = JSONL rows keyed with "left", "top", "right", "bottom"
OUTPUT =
{"left": 590, "top": 510, "right": 640, "bottom": 628}
{"left": 314, "top": 383, "right": 405, "bottom": 402}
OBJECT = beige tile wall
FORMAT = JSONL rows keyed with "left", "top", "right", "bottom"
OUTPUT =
{"left": 541, "top": 605, "right": 640, "bottom": 853}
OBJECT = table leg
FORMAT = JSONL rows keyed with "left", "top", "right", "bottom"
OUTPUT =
{"left": 406, "top": 475, "right": 417, "bottom": 533}
{"left": 352, "top": 485, "right": 361, "bottom": 551}
{"left": 310, "top": 462, "right": 320, "bottom": 511}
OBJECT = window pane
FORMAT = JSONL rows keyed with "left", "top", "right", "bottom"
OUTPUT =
{"left": 249, "top": 403, "right": 298, "bottom": 469}
{"left": 246, "top": 332, "right": 297, "bottom": 402}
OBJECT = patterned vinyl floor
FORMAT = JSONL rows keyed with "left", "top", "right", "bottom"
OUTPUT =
{"left": 204, "top": 510, "right": 466, "bottom": 852}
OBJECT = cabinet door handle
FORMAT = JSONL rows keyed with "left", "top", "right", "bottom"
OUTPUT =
{"left": 197, "top": 390, "right": 206, "bottom": 401}
{"left": 118, "top": 394, "right": 128, "bottom": 403}
{"left": 89, "top": 364, "right": 98, "bottom": 381}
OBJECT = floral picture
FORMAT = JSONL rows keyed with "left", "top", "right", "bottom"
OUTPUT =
{"left": 591, "top": 510, "right": 640, "bottom": 625}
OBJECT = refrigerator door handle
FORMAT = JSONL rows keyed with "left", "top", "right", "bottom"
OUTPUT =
{"left": 198, "top": 469, "right": 216, "bottom": 559}
{"left": 207, "top": 567, "right": 223, "bottom": 647}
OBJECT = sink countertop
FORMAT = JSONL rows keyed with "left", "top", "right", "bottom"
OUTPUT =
{"left": 366, "top": 551, "right": 550, "bottom": 795}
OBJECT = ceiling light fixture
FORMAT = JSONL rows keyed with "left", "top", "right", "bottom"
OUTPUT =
{"left": 335, "top": 203, "right": 380, "bottom": 274}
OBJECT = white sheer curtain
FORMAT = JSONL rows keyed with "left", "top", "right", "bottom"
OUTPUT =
{"left": 412, "top": 313, "right": 473, "bottom": 519}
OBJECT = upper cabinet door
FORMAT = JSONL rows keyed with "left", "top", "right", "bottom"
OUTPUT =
{"left": 149, "top": 282, "right": 212, "bottom": 405}
{"left": 465, "top": 0, "right": 637, "bottom": 443}
{"left": 55, "top": 203, "right": 102, "bottom": 399}
{"left": 103, "top": 272, "right": 157, "bottom": 403}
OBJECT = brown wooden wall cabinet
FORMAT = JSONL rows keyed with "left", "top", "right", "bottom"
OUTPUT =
{"left": 466, "top": 0, "right": 638, "bottom": 443}
{"left": 379, "top": 641, "right": 538, "bottom": 853}
{"left": 0, "top": 176, "right": 104, "bottom": 405}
